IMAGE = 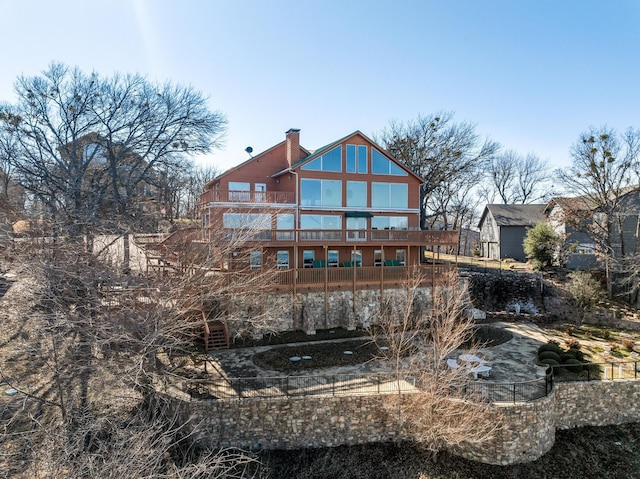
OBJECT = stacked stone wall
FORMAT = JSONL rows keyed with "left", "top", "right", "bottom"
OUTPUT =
{"left": 168, "top": 378, "right": 640, "bottom": 466}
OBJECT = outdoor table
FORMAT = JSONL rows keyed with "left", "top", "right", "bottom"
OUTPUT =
{"left": 458, "top": 354, "right": 483, "bottom": 364}
{"left": 471, "top": 365, "right": 492, "bottom": 379}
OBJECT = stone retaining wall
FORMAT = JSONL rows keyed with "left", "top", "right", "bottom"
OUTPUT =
{"left": 227, "top": 287, "right": 433, "bottom": 338}
{"left": 168, "top": 378, "right": 640, "bottom": 466}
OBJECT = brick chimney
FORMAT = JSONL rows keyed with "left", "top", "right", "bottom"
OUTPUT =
{"left": 286, "top": 128, "right": 301, "bottom": 167}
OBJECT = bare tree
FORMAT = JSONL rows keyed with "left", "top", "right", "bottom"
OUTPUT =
{"left": 0, "top": 219, "right": 287, "bottom": 476}
{"left": 378, "top": 112, "right": 500, "bottom": 229}
{"left": 0, "top": 63, "right": 227, "bottom": 241}
{"left": 371, "top": 270, "right": 502, "bottom": 455}
{"left": 480, "top": 150, "right": 550, "bottom": 204}
{"left": 557, "top": 126, "right": 640, "bottom": 296}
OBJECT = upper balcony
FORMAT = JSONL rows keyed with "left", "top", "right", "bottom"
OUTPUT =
{"left": 204, "top": 228, "right": 459, "bottom": 247}
{"left": 201, "top": 189, "right": 296, "bottom": 205}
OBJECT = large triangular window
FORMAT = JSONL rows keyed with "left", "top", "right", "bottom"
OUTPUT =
{"left": 372, "top": 148, "right": 407, "bottom": 176}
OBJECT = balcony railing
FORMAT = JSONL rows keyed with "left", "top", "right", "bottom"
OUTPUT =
{"left": 201, "top": 189, "right": 296, "bottom": 205}
{"left": 265, "top": 264, "right": 456, "bottom": 290}
{"left": 213, "top": 229, "right": 458, "bottom": 246}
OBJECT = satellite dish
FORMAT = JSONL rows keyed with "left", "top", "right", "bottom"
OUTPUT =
{"left": 245, "top": 146, "right": 253, "bottom": 157}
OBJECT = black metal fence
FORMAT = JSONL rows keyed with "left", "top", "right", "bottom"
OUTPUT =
{"left": 176, "top": 371, "right": 553, "bottom": 404}
{"left": 550, "top": 359, "right": 640, "bottom": 382}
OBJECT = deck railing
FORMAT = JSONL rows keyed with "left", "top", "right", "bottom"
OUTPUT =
{"left": 201, "top": 189, "right": 296, "bottom": 205}
{"left": 214, "top": 228, "right": 458, "bottom": 246}
{"left": 270, "top": 264, "right": 456, "bottom": 289}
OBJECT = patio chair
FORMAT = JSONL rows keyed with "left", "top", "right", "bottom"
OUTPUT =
{"left": 446, "top": 358, "right": 461, "bottom": 371}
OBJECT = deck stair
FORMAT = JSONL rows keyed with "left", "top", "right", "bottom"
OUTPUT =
{"left": 205, "top": 321, "right": 229, "bottom": 351}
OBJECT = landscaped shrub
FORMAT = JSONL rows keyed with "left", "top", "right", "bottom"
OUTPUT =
{"left": 539, "top": 351, "right": 562, "bottom": 362}
{"left": 540, "top": 358, "right": 559, "bottom": 368}
{"left": 538, "top": 343, "right": 563, "bottom": 355}
{"left": 563, "top": 358, "right": 583, "bottom": 373}
{"left": 566, "top": 349, "right": 584, "bottom": 362}
{"left": 560, "top": 353, "right": 576, "bottom": 363}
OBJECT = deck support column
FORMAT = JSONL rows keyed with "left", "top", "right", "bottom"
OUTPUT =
{"left": 324, "top": 245, "right": 328, "bottom": 329}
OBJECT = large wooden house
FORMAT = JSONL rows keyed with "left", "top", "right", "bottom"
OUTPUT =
{"left": 199, "top": 129, "right": 458, "bottom": 293}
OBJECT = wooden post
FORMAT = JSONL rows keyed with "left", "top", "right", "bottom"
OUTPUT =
{"left": 324, "top": 245, "right": 329, "bottom": 329}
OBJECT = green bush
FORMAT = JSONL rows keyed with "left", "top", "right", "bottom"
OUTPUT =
{"left": 560, "top": 353, "right": 576, "bottom": 363}
{"left": 564, "top": 358, "right": 583, "bottom": 373}
{"left": 539, "top": 351, "right": 561, "bottom": 362}
{"left": 538, "top": 343, "right": 563, "bottom": 355}
{"left": 540, "top": 358, "right": 559, "bottom": 368}
{"left": 568, "top": 348, "right": 585, "bottom": 361}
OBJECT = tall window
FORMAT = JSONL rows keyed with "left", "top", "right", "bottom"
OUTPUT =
{"left": 250, "top": 251, "right": 262, "bottom": 269}
{"left": 371, "top": 183, "right": 408, "bottom": 208}
{"left": 303, "top": 250, "right": 315, "bottom": 268}
{"left": 351, "top": 250, "right": 362, "bottom": 266}
{"left": 374, "top": 250, "right": 383, "bottom": 266}
{"left": 328, "top": 250, "right": 339, "bottom": 267}
{"left": 301, "top": 146, "right": 342, "bottom": 172}
{"left": 346, "top": 181, "right": 367, "bottom": 207}
{"left": 276, "top": 213, "right": 294, "bottom": 240}
{"left": 346, "top": 144, "right": 367, "bottom": 173}
{"left": 346, "top": 217, "right": 366, "bottom": 241}
{"left": 372, "top": 148, "right": 407, "bottom": 175}
{"left": 396, "top": 249, "right": 406, "bottom": 266}
{"left": 277, "top": 251, "right": 290, "bottom": 269}
{"left": 301, "top": 179, "right": 342, "bottom": 207}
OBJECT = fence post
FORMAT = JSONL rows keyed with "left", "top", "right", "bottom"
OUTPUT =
{"left": 332, "top": 376, "right": 336, "bottom": 397}
{"left": 512, "top": 383, "right": 516, "bottom": 403}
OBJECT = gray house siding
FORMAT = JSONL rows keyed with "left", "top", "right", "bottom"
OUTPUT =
{"left": 500, "top": 226, "right": 529, "bottom": 261}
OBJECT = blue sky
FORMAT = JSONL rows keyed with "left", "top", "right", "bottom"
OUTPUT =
{"left": 2, "top": 0, "right": 639, "bottom": 174}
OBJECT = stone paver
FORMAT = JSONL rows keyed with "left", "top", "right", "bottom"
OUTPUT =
{"left": 204, "top": 322, "right": 551, "bottom": 386}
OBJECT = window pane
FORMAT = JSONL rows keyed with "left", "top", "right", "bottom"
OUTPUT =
{"left": 389, "top": 183, "right": 408, "bottom": 208}
{"left": 347, "top": 217, "right": 366, "bottom": 229}
{"left": 346, "top": 144, "right": 356, "bottom": 173}
{"left": 301, "top": 215, "right": 321, "bottom": 229}
{"left": 322, "top": 180, "right": 342, "bottom": 207}
{"left": 250, "top": 251, "right": 262, "bottom": 269}
{"left": 223, "top": 213, "right": 270, "bottom": 229}
{"left": 328, "top": 250, "right": 339, "bottom": 267}
{"left": 347, "top": 181, "right": 367, "bottom": 207}
{"left": 372, "top": 148, "right": 388, "bottom": 174}
{"left": 303, "top": 250, "right": 315, "bottom": 268}
{"left": 322, "top": 216, "right": 341, "bottom": 229}
{"left": 277, "top": 214, "right": 294, "bottom": 229}
{"left": 322, "top": 146, "right": 342, "bottom": 172}
{"left": 390, "top": 216, "right": 408, "bottom": 229}
{"left": 389, "top": 162, "right": 407, "bottom": 176}
{"left": 228, "top": 182, "right": 250, "bottom": 191}
{"left": 357, "top": 145, "right": 368, "bottom": 173}
{"left": 301, "top": 157, "right": 322, "bottom": 171}
{"left": 277, "top": 251, "right": 289, "bottom": 269}
{"left": 371, "top": 183, "right": 389, "bottom": 208}
{"left": 301, "top": 179, "right": 321, "bottom": 206}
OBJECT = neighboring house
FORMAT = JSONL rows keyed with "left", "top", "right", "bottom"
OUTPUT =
{"left": 546, "top": 188, "right": 640, "bottom": 270}
{"left": 478, "top": 204, "right": 546, "bottom": 261}
{"left": 200, "top": 129, "right": 458, "bottom": 289}
{"left": 545, "top": 196, "right": 599, "bottom": 270}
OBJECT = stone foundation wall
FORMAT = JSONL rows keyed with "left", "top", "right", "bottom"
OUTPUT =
{"left": 169, "top": 378, "right": 640, "bottom": 466}
{"left": 227, "top": 287, "right": 433, "bottom": 338}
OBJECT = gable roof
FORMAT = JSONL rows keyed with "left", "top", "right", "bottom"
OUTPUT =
{"left": 271, "top": 130, "right": 424, "bottom": 182}
{"left": 479, "top": 204, "right": 546, "bottom": 228}
{"left": 205, "top": 140, "right": 312, "bottom": 188}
